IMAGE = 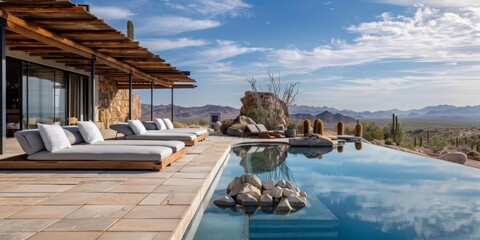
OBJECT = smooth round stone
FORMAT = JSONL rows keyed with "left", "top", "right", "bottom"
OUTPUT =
{"left": 229, "top": 183, "right": 261, "bottom": 199}
{"left": 276, "top": 198, "right": 293, "bottom": 213}
{"left": 276, "top": 180, "right": 287, "bottom": 188}
{"left": 242, "top": 173, "right": 263, "bottom": 190}
{"left": 236, "top": 193, "right": 259, "bottom": 207}
{"left": 270, "top": 186, "right": 283, "bottom": 199}
{"left": 262, "top": 179, "right": 276, "bottom": 190}
{"left": 287, "top": 195, "right": 306, "bottom": 209}
{"left": 213, "top": 195, "right": 236, "bottom": 207}
{"left": 260, "top": 194, "right": 273, "bottom": 207}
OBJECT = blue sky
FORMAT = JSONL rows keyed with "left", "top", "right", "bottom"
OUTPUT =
{"left": 81, "top": 0, "right": 480, "bottom": 111}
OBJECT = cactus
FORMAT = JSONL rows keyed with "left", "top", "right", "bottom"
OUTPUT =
{"left": 426, "top": 130, "right": 430, "bottom": 144}
{"left": 337, "top": 122, "right": 344, "bottom": 135}
{"left": 127, "top": 20, "right": 134, "bottom": 40}
{"left": 419, "top": 136, "right": 423, "bottom": 147}
{"left": 391, "top": 113, "right": 401, "bottom": 143}
{"left": 413, "top": 137, "right": 417, "bottom": 147}
{"left": 477, "top": 141, "right": 480, "bottom": 152}
{"left": 314, "top": 119, "right": 324, "bottom": 135}
{"left": 303, "top": 119, "right": 311, "bottom": 136}
{"left": 456, "top": 137, "right": 459, "bottom": 147}
{"left": 313, "top": 119, "right": 319, "bottom": 133}
{"left": 354, "top": 120, "right": 363, "bottom": 137}
{"left": 471, "top": 141, "right": 475, "bottom": 150}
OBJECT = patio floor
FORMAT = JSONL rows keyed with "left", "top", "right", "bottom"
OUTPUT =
{"left": 0, "top": 130, "right": 254, "bottom": 240}
{"left": 0, "top": 130, "right": 478, "bottom": 240}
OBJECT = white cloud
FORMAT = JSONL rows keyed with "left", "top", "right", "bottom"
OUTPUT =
{"left": 371, "top": 0, "right": 480, "bottom": 8}
{"left": 138, "top": 16, "right": 221, "bottom": 35}
{"left": 90, "top": 6, "right": 134, "bottom": 20}
{"left": 268, "top": 7, "right": 480, "bottom": 73}
{"left": 193, "top": 0, "right": 252, "bottom": 17}
{"left": 141, "top": 38, "right": 209, "bottom": 51}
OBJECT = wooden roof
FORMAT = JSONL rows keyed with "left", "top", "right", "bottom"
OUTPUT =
{"left": 116, "top": 82, "right": 197, "bottom": 90}
{"left": 0, "top": 0, "right": 194, "bottom": 87}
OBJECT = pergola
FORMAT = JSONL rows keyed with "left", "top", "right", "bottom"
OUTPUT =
{"left": 0, "top": 0, "right": 196, "bottom": 153}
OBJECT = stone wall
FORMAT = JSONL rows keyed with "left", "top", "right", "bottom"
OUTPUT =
{"left": 98, "top": 77, "right": 141, "bottom": 129}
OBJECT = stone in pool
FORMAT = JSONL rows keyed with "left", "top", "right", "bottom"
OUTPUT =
{"left": 229, "top": 183, "right": 261, "bottom": 199}
{"left": 262, "top": 179, "right": 275, "bottom": 190}
{"left": 260, "top": 194, "right": 273, "bottom": 207}
{"left": 270, "top": 186, "right": 283, "bottom": 199}
{"left": 213, "top": 195, "right": 236, "bottom": 207}
{"left": 237, "top": 193, "right": 259, "bottom": 207}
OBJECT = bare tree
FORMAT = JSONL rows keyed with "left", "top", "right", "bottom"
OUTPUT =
{"left": 247, "top": 71, "right": 299, "bottom": 129}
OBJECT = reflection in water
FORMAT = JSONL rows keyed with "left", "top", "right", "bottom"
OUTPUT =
{"left": 337, "top": 145, "right": 344, "bottom": 153}
{"left": 355, "top": 141, "right": 363, "bottom": 150}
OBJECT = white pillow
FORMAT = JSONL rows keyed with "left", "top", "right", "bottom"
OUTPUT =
{"left": 37, "top": 123, "right": 71, "bottom": 152}
{"left": 154, "top": 118, "right": 167, "bottom": 130}
{"left": 77, "top": 121, "right": 104, "bottom": 143}
{"left": 163, "top": 118, "right": 174, "bottom": 129}
{"left": 128, "top": 119, "right": 147, "bottom": 135}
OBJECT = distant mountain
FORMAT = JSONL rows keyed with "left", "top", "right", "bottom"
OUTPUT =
{"left": 290, "top": 111, "right": 356, "bottom": 124}
{"left": 290, "top": 104, "right": 480, "bottom": 119}
{"left": 141, "top": 104, "right": 239, "bottom": 122}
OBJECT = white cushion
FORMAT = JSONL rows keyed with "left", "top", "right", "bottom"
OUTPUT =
{"left": 163, "top": 118, "right": 174, "bottom": 129}
{"left": 37, "top": 123, "right": 71, "bottom": 152}
{"left": 128, "top": 119, "right": 147, "bottom": 135}
{"left": 154, "top": 118, "right": 167, "bottom": 130}
{"left": 77, "top": 121, "right": 104, "bottom": 143}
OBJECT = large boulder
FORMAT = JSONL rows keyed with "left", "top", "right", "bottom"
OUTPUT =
{"left": 438, "top": 152, "right": 467, "bottom": 164}
{"left": 259, "top": 194, "right": 273, "bottom": 207}
{"left": 234, "top": 115, "right": 256, "bottom": 125}
{"left": 227, "top": 127, "right": 243, "bottom": 137}
{"left": 229, "top": 183, "right": 262, "bottom": 199}
{"left": 240, "top": 91, "right": 289, "bottom": 127}
{"left": 227, "top": 177, "right": 243, "bottom": 194}
{"left": 213, "top": 195, "right": 236, "bottom": 207}
{"left": 287, "top": 195, "right": 307, "bottom": 209}
{"left": 276, "top": 198, "right": 293, "bottom": 213}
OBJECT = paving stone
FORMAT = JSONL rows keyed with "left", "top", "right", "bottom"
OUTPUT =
{"left": 139, "top": 194, "right": 169, "bottom": 205}
{"left": 0, "top": 197, "right": 47, "bottom": 206}
{"left": 44, "top": 218, "right": 117, "bottom": 232}
{"left": 110, "top": 184, "right": 157, "bottom": 193}
{"left": 0, "top": 232, "right": 35, "bottom": 240}
{"left": 67, "top": 181, "right": 122, "bottom": 192}
{"left": 66, "top": 205, "right": 132, "bottom": 218}
{"left": 162, "top": 193, "right": 197, "bottom": 205}
{"left": 0, "top": 184, "right": 75, "bottom": 193}
{"left": 0, "top": 206, "right": 26, "bottom": 219}
{"left": 152, "top": 232, "right": 174, "bottom": 240}
{"left": 124, "top": 205, "right": 188, "bottom": 219}
{"left": 171, "top": 172, "right": 210, "bottom": 179}
{"left": 97, "top": 232, "right": 159, "bottom": 240}
{"left": 27, "top": 232, "right": 101, "bottom": 240}
{"left": 9, "top": 206, "right": 80, "bottom": 219}
{"left": 88, "top": 193, "right": 147, "bottom": 205}
{"left": 162, "top": 178, "right": 204, "bottom": 186}
{"left": 0, "top": 219, "right": 57, "bottom": 232}
{"left": 122, "top": 178, "right": 166, "bottom": 185}
{"left": 39, "top": 193, "right": 102, "bottom": 205}
{"left": 109, "top": 219, "right": 179, "bottom": 232}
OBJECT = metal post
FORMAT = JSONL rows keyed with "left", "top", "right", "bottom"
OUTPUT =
{"left": 0, "top": 19, "right": 6, "bottom": 154}
{"left": 90, "top": 55, "right": 96, "bottom": 121}
{"left": 170, "top": 87, "right": 174, "bottom": 122}
{"left": 128, "top": 73, "right": 132, "bottom": 120}
{"left": 150, "top": 81, "right": 153, "bottom": 121}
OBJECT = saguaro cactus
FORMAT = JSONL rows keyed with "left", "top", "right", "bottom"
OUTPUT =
{"left": 127, "top": 20, "right": 134, "bottom": 40}
{"left": 337, "top": 122, "right": 344, "bottom": 135}
{"left": 303, "top": 119, "right": 311, "bottom": 135}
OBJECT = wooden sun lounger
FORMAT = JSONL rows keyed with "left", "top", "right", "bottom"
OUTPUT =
{"left": 0, "top": 148, "right": 186, "bottom": 171}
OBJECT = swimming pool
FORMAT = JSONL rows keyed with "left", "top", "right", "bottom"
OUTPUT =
{"left": 185, "top": 142, "right": 480, "bottom": 240}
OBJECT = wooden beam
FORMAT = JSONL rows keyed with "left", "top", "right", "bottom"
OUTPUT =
{"left": 0, "top": 9, "right": 171, "bottom": 87}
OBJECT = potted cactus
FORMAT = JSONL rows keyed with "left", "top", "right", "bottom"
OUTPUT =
{"left": 285, "top": 122, "right": 297, "bottom": 138}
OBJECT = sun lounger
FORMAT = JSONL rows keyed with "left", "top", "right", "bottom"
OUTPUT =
{"left": 3, "top": 126, "right": 186, "bottom": 170}
{"left": 244, "top": 124, "right": 275, "bottom": 139}
{"left": 110, "top": 122, "right": 208, "bottom": 146}
{"left": 255, "top": 124, "right": 284, "bottom": 138}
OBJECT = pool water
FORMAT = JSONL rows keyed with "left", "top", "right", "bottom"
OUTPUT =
{"left": 186, "top": 143, "right": 480, "bottom": 240}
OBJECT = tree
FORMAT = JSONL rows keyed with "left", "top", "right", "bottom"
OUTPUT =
{"left": 247, "top": 71, "right": 299, "bottom": 129}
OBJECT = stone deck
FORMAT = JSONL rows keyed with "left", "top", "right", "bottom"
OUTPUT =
{"left": 0, "top": 130, "right": 478, "bottom": 240}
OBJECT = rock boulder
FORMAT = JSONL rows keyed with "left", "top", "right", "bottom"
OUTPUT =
{"left": 438, "top": 152, "right": 467, "bottom": 164}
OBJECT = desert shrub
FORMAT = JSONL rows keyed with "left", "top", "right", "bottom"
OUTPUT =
{"left": 198, "top": 119, "right": 209, "bottom": 126}
{"left": 173, "top": 122, "right": 189, "bottom": 128}
{"left": 220, "top": 119, "right": 234, "bottom": 135}
{"left": 345, "top": 125, "right": 355, "bottom": 135}
{"left": 189, "top": 124, "right": 202, "bottom": 128}
{"left": 431, "top": 135, "right": 448, "bottom": 153}
{"left": 362, "top": 122, "right": 384, "bottom": 141}
{"left": 287, "top": 122, "right": 297, "bottom": 130}
{"left": 246, "top": 108, "right": 267, "bottom": 124}
{"left": 384, "top": 125, "right": 404, "bottom": 144}
{"left": 385, "top": 138, "right": 394, "bottom": 145}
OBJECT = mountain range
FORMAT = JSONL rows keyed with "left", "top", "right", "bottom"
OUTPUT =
{"left": 142, "top": 103, "right": 480, "bottom": 122}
